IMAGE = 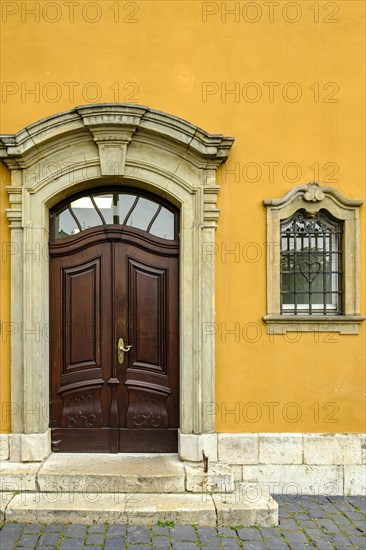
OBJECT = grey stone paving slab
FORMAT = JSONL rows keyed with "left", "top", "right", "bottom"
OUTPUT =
{"left": 197, "top": 527, "right": 220, "bottom": 545}
{"left": 17, "top": 534, "right": 39, "bottom": 547}
{"left": 241, "top": 542, "right": 267, "bottom": 550}
{"left": 309, "top": 538, "right": 336, "bottom": 549}
{"left": 172, "top": 543, "right": 198, "bottom": 550}
{"left": 291, "top": 512, "right": 310, "bottom": 520}
{"left": 152, "top": 536, "right": 170, "bottom": 547}
{"left": 88, "top": 525, "right": 106, "bottom": 533}
{"left": 317, "top": 518, "right": 342, "bottom": 532}
{"left": 152, "top": 526, "right": 169, "bottom": 535}
{"left": 260, "top": 527, "right": 282, "bottom": 538}
{"left": 127, "top": 526, "right": 150, "bottom": 543}
{"left": 349, "top": 498, "right": 366, "bottom": 513}
{"left": 220, "top": 539, "right": 242, "bottom": 549}
{"left": 1, "top": 524, "right": 26, "bottom": 534}
{"left": 348, "top": 535, "right": 366, "bottom": 547}
{"left": 288, "top": 544, "right": 313, "bottom": 549}
{"left": 43, "top": 524, "right": 64, "bottom": 532}
{"left": 59, "top": 539, "right": 84, "bottom": 549}
{"left": 171, "top": 525, "right": 196, "bottom": 541}
{"left": 218, "top": 527, "right": 237, "bottom": 537}
{"left": 281, "top": 530, "right": 309, "bottom": 544}
{"left": 296, "top": 518, "right": 319, "bottom": 530}
{"left": 1, "top": 545, "right": 17, "bottom": 550}
{"left": 342, "top": 525, "right": 365, "bottom": 537}
{"left": 200, "top": 542, "right": 222, "bottom": 549}
{"left": 103, "top": 537, "right": 126, "bottom": 549}
{"left": 23, "top": 526, "right": 42, "bottom": 535}
{"left": 353, "top": 518, "right": 366, "bottom": 533}
{"left": 0, "top": 531, "right": 21, "bottom": 542}
{"left": 86, "top": 533, "right": 105, "bottom": 544}
{"left": 265, "top": 536, "right": 288, "bottom": 548}
{"left": 279, "top": 518, "right": 299, "bottom": 531}
{"left": 106, "top": 525, "right": 127, "bottom": 536}
{"left": 237, "top": 527, "right": 263, "bottom": 541}
{"left": 306, "top": 509, "right": 328, "bottom": 521}
{"left": 305, "top": 527, "right": 329, "bottom": 539}
{"left": 63, "top": 525, "right": 87, "bottom": 537}
{"left": 37, "top": 533, "right": 60, "bottom": 546}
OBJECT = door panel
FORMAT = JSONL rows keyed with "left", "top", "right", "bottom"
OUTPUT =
{"left": 50, "top": 226, "right": 179, "bottom": 453}
{"left": 130, "top": 261, "right": 166, "bottom": 372}
{"left": 50, "top": 240, "right": 113, "bottom": 451}
{"left": 63, "top": 259, "right": 101, "bottom": 371}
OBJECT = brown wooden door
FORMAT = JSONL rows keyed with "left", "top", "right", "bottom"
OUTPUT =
{"left": 49, "top": 226, "right": 179, "bottom": 453}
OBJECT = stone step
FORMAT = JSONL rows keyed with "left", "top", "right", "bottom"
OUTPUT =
{"left": 2, "top": 484, "right": 278, "bottom": 527}
{"left": 0, "top": 453, "right": 235, "bottom": 494}
{"left": 37, "top": 453, "right": 186, "bottom": 494}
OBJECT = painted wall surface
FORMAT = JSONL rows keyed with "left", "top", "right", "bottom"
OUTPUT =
{"left": 0, "top": 0, "right": 365, "bottom": 434}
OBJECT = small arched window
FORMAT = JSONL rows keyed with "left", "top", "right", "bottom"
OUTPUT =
{"left": 50, "top": 189, "right": 178, "bottom": 241}
{"left": 280, "top": 209, "right": 343, "bottom": 315}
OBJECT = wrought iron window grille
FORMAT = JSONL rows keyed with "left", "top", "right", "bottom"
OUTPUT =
{"left": 280, "top": 209, "right": 343, "bottom": 316}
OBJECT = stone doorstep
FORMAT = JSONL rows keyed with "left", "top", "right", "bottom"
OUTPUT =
{"left": 2, "top": 484, "right": 278, "bottom": 527}
{"left": 37, "top": 454, "right": 186, "bottom": 494}
{"left": 0, "top": 454, "right": 235, "bottom": 495}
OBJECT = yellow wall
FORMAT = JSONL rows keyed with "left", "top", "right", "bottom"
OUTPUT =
{"left": 0, "top": 0, "right": 365, "bottom": 433}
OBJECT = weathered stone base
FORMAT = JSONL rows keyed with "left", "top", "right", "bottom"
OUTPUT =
{"left": 0, "top": 434, "right": 10, "bottom": 461}
{"left": 1, "top": 432, "right": 365, "bottom": 496}
{"left": 180, "top": 432, "right": 366, "bottom": 496}
{"left": 5, "top": 430, "right": 51, "bottom": 462}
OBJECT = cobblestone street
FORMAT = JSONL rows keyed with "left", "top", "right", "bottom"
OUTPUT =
{"left": 0, "top": 496, "right": 365, "bottom": 549}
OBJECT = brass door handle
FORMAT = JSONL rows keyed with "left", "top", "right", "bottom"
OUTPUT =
{"left": 118, "top": 338, "right": 132, "bottom": 365}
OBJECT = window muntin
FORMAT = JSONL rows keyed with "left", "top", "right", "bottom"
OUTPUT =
{"left": 53, "top": 191, "right": 177, "bottom": 241}
{"left": 280, "top": 210, "right": 343, "bottom": 315}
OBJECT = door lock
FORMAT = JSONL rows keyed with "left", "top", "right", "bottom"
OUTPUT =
{"left": 118, "top": 338, "right": 132, "bottom": 365}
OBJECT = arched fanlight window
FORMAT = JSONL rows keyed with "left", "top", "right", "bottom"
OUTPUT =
{"left": 280, "top": 209, "right": 343, "bottom": 315}
{"left": 50, "top": 189, "right": 178, "bottom": 241}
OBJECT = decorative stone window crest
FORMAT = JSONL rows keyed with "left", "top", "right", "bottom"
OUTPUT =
{"left": 263, "top": 181, "right": 365, "bottom": 334}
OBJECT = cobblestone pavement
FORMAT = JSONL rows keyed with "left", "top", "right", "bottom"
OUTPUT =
{"left": 0, "top": 496, "right": 365, "bottom": 549}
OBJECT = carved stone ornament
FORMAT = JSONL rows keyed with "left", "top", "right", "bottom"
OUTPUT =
{"left": 303, "top": 181, "right": 325, "bottom": 202}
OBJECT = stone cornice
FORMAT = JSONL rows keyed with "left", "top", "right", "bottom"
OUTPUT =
{"left": 0, "top": 103, "right": 235, "bottom": 167}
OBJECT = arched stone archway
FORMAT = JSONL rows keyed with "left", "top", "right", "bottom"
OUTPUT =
{"left": 0, "top": 104, "right": 234, "bottom": 461}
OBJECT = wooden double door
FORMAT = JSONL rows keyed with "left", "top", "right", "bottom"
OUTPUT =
{"left": 49, "top": 227, "right": 179, "bottom": 453}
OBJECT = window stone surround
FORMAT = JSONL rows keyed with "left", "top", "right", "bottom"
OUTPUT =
{"left": 0, "top": 103, "right": 235, "bottom": 461}
{"left": 263, "top": 181, "right": 365, "bottom": 334}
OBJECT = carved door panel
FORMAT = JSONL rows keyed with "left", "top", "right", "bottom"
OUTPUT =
{"left": 115, "top": 242, "right": 179, "bottom": 452}
{"left": 50, "top": 227, "right": 179, "bottom": 453}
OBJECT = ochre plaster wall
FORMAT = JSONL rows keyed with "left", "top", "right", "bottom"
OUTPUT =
{"left": 0, "top": 0, "right": 364, "bottom": 433}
